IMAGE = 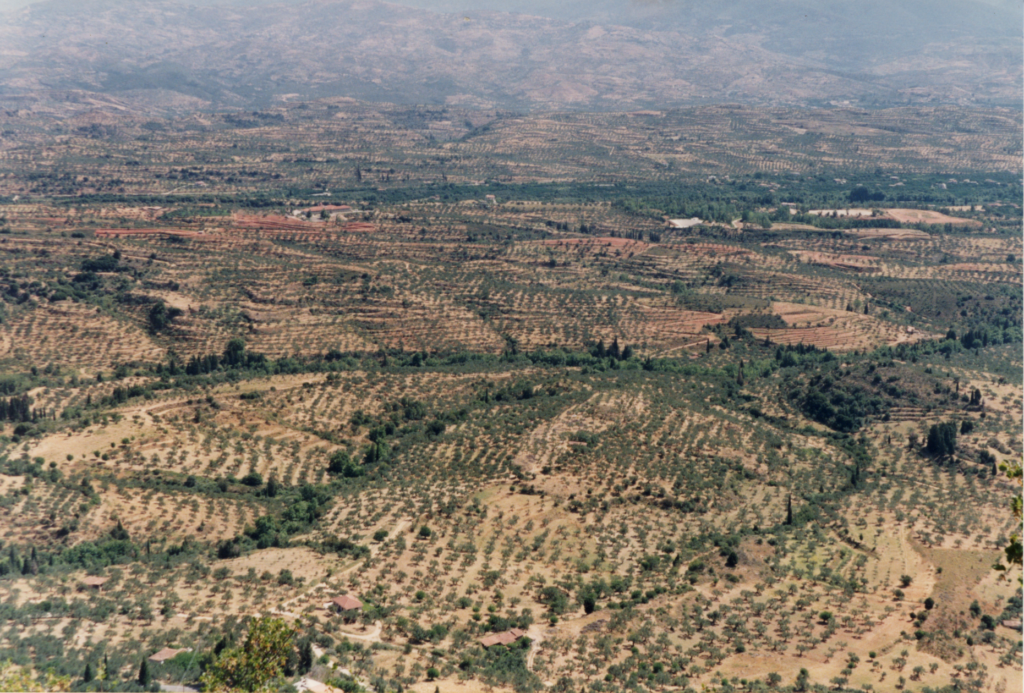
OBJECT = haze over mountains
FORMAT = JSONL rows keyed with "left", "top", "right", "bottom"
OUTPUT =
{"left": 0, "top": 0, "right": 1020, "bottom": 116}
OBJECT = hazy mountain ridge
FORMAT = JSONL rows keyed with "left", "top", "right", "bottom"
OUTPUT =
{"left": 0, "top": 0, "right": 1019, "bottom": 116}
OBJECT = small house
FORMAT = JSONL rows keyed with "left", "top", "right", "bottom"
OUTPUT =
{"left": 296, "top": 677, "right": 347, "bottom": 693}
{"left": 331, "top": 595, "right": 363, "bottom": 621}
{"left": 149, "top": 647, "right": 186, "bottom": 663}
{"left": 80, "top": 576, "right": 108, "bottom": 591}
{"left": 480, "top": 628, "right": 526, "bottom": 648}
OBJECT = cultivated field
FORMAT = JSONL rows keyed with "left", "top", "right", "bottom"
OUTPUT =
{"left": 0, "top": 102, "right": 1019, "bottom": 693}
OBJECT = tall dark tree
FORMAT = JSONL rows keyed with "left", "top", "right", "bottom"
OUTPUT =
{"left": 223, "top": 338, "right": 246, "bottom": 367}
{"left": 299, "top": 639, "right": 314, "bottom": 674}
{"left": 0, "top": 394, "right": 33, "bottom": 422}
{"left": 110, "top": 520, "right": 131, "bottom": 541}
{"left": 148, "top": 301, "right": 182, "bottom": 333}
{"left": 926, "top": 422, "right": 957, "bottom": 457}
{"left": 608, "top": 338, "right": 621, "bottom": 360}
{"left": 265, "top": 476, "right": 280, "bottom": 497}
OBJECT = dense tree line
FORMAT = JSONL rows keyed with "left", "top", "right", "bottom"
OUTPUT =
{"left": 183, "top": 338, "right": 267, "bottom": 376}
{"left": 0, "top": 394, "right": 33, "bottom": 422}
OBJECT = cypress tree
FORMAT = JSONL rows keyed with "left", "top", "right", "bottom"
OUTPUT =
{"left": 138, "top": 659, "right": 150, "bottom": 686}
{"left": 110, "top": 520, "right": 130, "bottom": 541}
{"left": 299, "top": 639, "right": 314, "bottom": 674}
{"left": 786, "top": 494, "right": 793, "bottom": 525}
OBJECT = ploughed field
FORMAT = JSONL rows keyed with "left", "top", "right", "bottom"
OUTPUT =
{"left": 0, "top": 102, "right": 1020, "bottom": 693}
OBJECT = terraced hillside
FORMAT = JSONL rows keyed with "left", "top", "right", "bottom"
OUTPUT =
{"left": 0, "top": 102, "right": 1019, "bottom": 693}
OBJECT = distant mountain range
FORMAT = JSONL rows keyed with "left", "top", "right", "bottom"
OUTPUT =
{"left": 0, "top": 0, "right": 1019, "bottom": 116}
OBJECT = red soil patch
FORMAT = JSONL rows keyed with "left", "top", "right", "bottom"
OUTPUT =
{"left": 849, "top": 228, "right": 930, "bottom": 240}
{"left": 232, "top": 213, "right": 323, "bottom": 232}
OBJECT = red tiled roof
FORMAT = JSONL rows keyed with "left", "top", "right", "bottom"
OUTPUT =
{"left": 149, "top": 647, "right": 183, "bottom": 663}
{"left": 480, "top": 629, "right": 526, "bottom": 647}
{"left": 331, "top": 595, "right": 363, "bottom": 611}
